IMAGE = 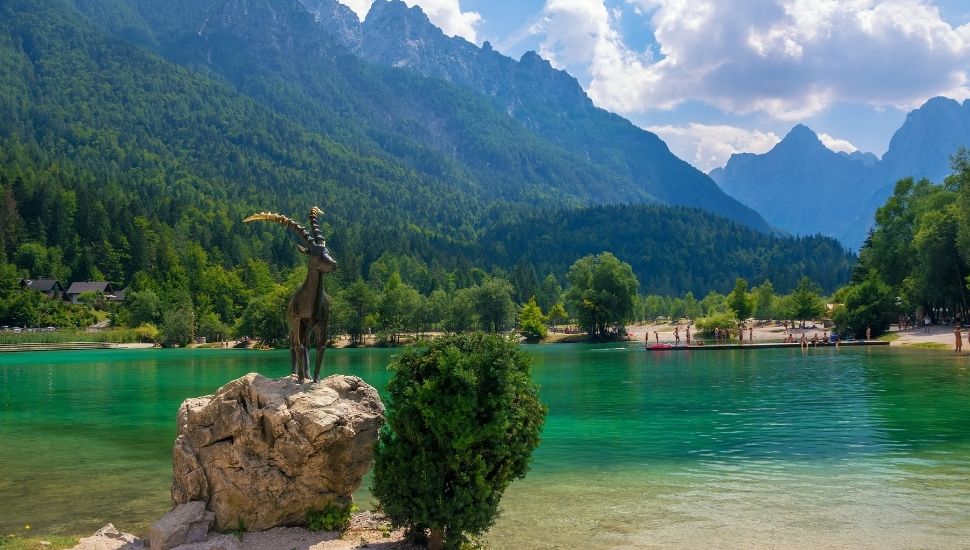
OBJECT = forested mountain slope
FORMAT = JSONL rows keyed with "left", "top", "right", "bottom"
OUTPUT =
{"left": 63, "top": 0, "right": 652, "bottom": 210}
{"left": 333, "top": 0, "right": 772, "bottom": 231}
{"left": 67, "top": 0, "right": 771, "bottom": 232}
{"left": 483, "top": 204, "right": 854, "bottom": 295}
{"left": 0, "top": 0, "right": 851, "bottom": 306}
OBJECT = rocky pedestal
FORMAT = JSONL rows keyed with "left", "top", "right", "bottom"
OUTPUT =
{"left": 171, "top": 373, "right": 384, "bottom": 531}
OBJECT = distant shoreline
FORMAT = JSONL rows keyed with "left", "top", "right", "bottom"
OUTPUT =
{"left": 2, "top": 323, "right": 961, "bottom": 352}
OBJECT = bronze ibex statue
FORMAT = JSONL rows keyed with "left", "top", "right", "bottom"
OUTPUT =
{"left": 244, "top": 207, "right": 336, "bottom": 383}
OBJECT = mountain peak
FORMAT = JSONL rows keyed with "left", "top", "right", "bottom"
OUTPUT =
{"left": 299, "top": 0, "right": 362, "bottom": 47}
{"left": 770, "top": 124, "right": 827, "bottom": 155}
{"left": 921, "top": 95, "right": 962, "bottom": 112}
{"left": 366, "top": 0, "right": 432, "bottom": 28}
{"left": 782, "top": 124, "right": 821, "bottom": 145}
{"left": 519, "top": 50, "right": 550, "bottom": 67}
{"left": 880, "top": 94, "right": 970, "bottom": 185}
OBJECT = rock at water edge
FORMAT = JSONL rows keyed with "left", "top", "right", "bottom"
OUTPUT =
{"left": 171, "top": 373, "right": 384, "bottom": 531}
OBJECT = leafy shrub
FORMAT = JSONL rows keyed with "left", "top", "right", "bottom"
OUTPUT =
{"left": 518, "top": 297, "right": 548, "bottom": 341}
{"left": 694, "top": 312, "right": 738, "bottom": 335}
{"left": 133, "top": 322, "right": 159, "bottom": 343}
{"left": 372, "top": 333, "right": 547, "bottom": 550}
{"left": 831, "top": 275, "right": 898, "bottom": 338}
{"left": 306, "top": 503, "right": 357, "bottom": 532}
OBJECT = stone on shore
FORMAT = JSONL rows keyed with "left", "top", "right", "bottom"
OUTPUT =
{"left": 71, "top": 524, "right": 142, "bottom": 550}
{"left": 149, "top": 502, "right": 214, "bottom": 550}
{"left": 171, "top": 373, "right": 384, "bottom": 532}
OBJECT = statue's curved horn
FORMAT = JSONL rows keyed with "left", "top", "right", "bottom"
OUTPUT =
{"left": 309, "top": 206, "right": 325, "bottom": 245}
{"left": 244, "top": 212, "right": 312, "bottom": 244}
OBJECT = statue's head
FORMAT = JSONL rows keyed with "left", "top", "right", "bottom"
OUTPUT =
{"left": 302, "top": 207, "right": 337, "bottom": 273}
{"left": 243, "top": 206, "right": 337, "bottom": 274}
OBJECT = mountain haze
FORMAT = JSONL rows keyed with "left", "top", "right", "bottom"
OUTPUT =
{"left": 711, "top": 125, "right": 881, "bottom": 243}
{"left": 713, "top": 97, "right": 970, "bottom": 249}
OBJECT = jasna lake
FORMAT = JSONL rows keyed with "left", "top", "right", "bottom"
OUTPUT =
{"left": 2, "top": 344, "right": 970, "bottom": 548}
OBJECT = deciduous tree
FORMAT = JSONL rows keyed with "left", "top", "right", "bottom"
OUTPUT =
{"left": 518, "top": 296, "right": 547, "bottom": 341}
{"left": 565, "top": 253, "right": 638, "bottom": 338}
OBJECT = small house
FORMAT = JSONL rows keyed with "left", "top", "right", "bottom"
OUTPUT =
{"left": 20, "top": 278, "right": 66, "bottom": 300}
{"left": 65, "top": 281, "right": 114, "bottom": 304}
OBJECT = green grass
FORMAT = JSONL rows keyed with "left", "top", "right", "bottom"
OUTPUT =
{"left": 907, "top": 342, "right": 949, "bottom": 350}
{"left": 0, "top": 534, "right": 78, "bottom": 550}
{"left": 878, "top": 332, "right": 901, "bottom": 342}
{"left": 0, "top": 329, "right": 142, "bottom": 345}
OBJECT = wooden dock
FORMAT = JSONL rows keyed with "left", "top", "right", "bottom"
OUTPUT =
{"left": 645, "top": 340, "right": 890, "bottom": 351}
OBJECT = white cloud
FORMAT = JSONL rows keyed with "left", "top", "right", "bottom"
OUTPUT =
{"left": 646, "top": 124, "right": 781, "bottom": 172}
{"left": 405, "top": 0, "right": 482, "bottom": 42}
{"left": 534, "top": 0, "right": 970, "bottom": 119}
{"left": 339, "top": 0, "right": 373, "bottom": 20}
{"left": 817, "top": 132, "right": 858, "bottom": 153}
{"left": 341, "top": 0, "right": 482, "bottom": 42}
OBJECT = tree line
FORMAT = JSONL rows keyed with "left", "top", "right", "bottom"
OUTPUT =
{"left": 833, "top": 150, "right": 970, "bottom": 338}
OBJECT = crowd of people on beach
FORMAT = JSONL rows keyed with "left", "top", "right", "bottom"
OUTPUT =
{"left": 642, "top": 320, "right": 877, "bottom": 348}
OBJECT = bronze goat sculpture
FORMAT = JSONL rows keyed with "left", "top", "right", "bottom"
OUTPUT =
{"left": 244, "top": 207, "right": 336, "bottom": 383}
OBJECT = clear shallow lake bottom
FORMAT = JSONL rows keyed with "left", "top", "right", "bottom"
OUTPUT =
{"left": 2, "top": 345, "right": 970, "bottom": 548}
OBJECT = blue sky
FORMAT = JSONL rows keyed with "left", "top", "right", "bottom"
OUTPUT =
{"left": 342, "top": 1, "right": 970, "bottom": 172}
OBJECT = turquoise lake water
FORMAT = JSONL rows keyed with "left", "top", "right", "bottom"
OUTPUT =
{"left": 2, "top": 344, "right": 970, "bottom": 548}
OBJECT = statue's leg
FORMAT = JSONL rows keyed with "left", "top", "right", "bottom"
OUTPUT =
{"left": 289, "top": 315, "right": 301, "bottom": 380}
{"left": 302, "top": 325, "right": 312, "bottom": 381}
{"left": 294, "top": 322, "right": 307, "bottom": 384}
{"left": 290, "top": 333, "right": 301, "bottom": 381}
{"left": 313, "top": 325, "right": 328, "bottom": 383}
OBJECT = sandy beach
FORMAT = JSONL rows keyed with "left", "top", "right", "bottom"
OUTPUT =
{"left": 626, "top": 321, "right": 963, "bottom": 350}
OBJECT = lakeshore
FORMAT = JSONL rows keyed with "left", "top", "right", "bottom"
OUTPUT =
{"left": 2, "top": 321, "right": 963, "bottom": 353}
{"left": 625, "top": 322, "right": 963, "bottom": 351}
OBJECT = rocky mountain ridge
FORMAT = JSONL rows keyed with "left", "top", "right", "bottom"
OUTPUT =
{"left": 712, "top": 97, "right": 970, "bottom": 249}
{"left": 296, "top": 0, "right": 772, "bottom": 230}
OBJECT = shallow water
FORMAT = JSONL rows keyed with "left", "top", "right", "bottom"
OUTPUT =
{"left": 2, "top": 345, "right": 970, "bottom": 548}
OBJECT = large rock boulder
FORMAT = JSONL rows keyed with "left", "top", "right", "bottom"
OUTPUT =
{"left": 171, "top": 373, "right": 384, "bottom": 531}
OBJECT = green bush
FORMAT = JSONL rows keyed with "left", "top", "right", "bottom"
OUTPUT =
{"left": 133, "top": 322, "right": 159, "bottom": 343}
{"left": 518, "top": 297, "right": 548, "bottom": 341}
{"left": 372, "top": 333, "right": 547, "bottom": 550}
{"left": 831, "top": 275, "right": 898, "bottom": 338}
{"left": 306, "top": 503, "right": 357, "bottom": 532}
{"left": 694, "top": 312, "right": 738, "bottom": 335}
{"left": 161, "top": 307, "right": 195, "bottom": 347}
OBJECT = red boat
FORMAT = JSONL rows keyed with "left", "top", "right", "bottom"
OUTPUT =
{"left": 646, "top": 343, "right": 674, "bottom": 350}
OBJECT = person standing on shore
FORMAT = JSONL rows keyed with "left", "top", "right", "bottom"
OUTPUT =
{"left": 749, "top": 326, "right": 753, "bottom": 344}
{"left": 866, "top": 326, "right": 872, "bottom": 340}
{"left": 924, "top": 314, "right": 931, "bottom": 334}
{"left": 674, "top": 326, "right": 681, "bottom": 346}
{"left": 955, "top": 325, "right": 963, "bottom": 352}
